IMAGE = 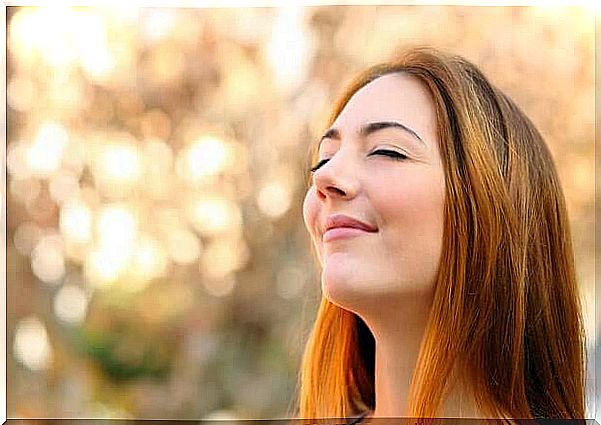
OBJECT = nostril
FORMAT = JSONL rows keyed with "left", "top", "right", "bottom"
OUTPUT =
{"left": 318, "top": 186, "right": 346, "bottom": 199}
{"left": 330, "top": 186, "right": 346, "bottom": 196}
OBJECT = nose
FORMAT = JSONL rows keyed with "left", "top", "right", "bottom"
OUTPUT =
{"left": 313, "top": 151, "right": 359, "bottom": 200}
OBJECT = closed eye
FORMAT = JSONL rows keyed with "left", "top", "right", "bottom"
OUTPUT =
{"left": 309, "top": 159, "right": 329, "bottom": 173}
{"left": 370, "top": 149, "right": 407, "bottom": 160}
{"left": 309, "top": 149, "right": 408, "bottom": 173}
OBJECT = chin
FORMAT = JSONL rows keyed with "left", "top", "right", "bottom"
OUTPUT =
{"left": 321, "top": 260, "right": 372, "bottom": 311}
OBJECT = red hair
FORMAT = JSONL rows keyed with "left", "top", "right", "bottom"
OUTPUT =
{"left": 295, "top": 47, "right": 586, "bottom": 421}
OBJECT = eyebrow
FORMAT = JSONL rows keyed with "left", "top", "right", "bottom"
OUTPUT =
{"left": 318, "top": 121, "right": 426, "bottom": 150}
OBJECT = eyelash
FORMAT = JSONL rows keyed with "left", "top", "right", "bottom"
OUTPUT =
{"left": 309, "top": 149, "right": 408, "bottom": 173}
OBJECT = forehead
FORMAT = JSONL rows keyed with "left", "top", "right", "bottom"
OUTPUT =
{"left": 331, "top": 73, "right": 438, "bottom": 141}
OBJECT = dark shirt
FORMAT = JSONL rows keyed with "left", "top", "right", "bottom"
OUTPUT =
{"left": 347, "top": 411, "right": 370, "bottom": 425}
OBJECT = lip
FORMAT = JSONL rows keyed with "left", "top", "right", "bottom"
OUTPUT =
{"left": 323, "top": 227, "right": 375, "bottom": 242}
{"left": 322, "top": 214, "right": 378, "bottom": 241}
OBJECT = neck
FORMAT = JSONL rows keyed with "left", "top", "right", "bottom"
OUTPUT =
{"left": 356, "top": 295, "right": 483, "bottom": 419}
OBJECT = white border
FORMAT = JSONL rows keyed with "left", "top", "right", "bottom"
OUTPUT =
{"left": 1, "top": 2, "right": 597, "bottom": 423}
{"left": 2, "top": 2, "right": 7, "bottom": 424}
{"left": 0, "top": 0, "right": 599, "bottom": 8}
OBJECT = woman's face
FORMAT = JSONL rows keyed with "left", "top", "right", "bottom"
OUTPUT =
{"left": 302, "top": 73, "right": 446, "bottom": 311}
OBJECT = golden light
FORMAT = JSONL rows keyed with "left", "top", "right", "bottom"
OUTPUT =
{"left": 12, "top": 8, "right": 80, "bottom": 69}
{"left": 532, "top": 1, "right": 599, "bottom": 13}
{"left": 130, "top": 234, "right": 169, "bottom": 281}
{"left": 96, "top": 204, "right": 137, "bottom": 257}
{"left": 265, "top": 6, "right": 313, "bottom": 94}
{"left": 257, "top": 181, "right": 292, "bottom": 218}
{"left": 176, "top": 136, "right": 232, "bottom": 183}
{"left": 166, "top": 228, "right": 202, "bottom": 266}
{"left": 71, "top": 10, "right": 115, "bottom": 83}
{"left": 26, "top": 122, "right": 69, "bottom": 177}
{"left": 7, "top": 76, "right": 37, "bottom": 112}
{"left": 200, "top": 237, "right": 249, "bottom": 281}
{"left": 7, "top": 140, "right": 30, "bottom": 180}
{"left": 221, "top": 59, "right": 261, "bottom": 109}
{"left": 53, "top": 284, "right": 88, "bottom": 325}
{"left": 13, "top": 316, "right": 53, "bottom": 372}
{"left": 156, "top": 207, "right": 183, "bottom": 232}
{"left": 8, "top": 9, "right": 36, "bottom": 65}
{"left": 49, "top": 170, "right": 80, "bottom": 204}
{"left": 141, "top": 8, "right": 177, "bottom": 43}
{"left": 59, "top": 198, "right": 93, "bottom": 245}
{"left": 84, "top": 247, "right": 125, "bottom": 288}
{"left": 144, "top": 138, "right": 173, "bottom": 167}
{"left": 142, "top": 138, "right": 174, "bottom": 200}
{"left": 9, "top": 8, "right": 73, "bottom": 68}
{"left": 96, "top": 141, "right": 141, "bottom": 186}
{"left": 31, "top": 233, "right": 66, "bottom": 285}
{"left": 61, "top": 135, "right": 87, "bottom": 177}
{"left": 187, "top": 198, "right": 242, "bottom": 237}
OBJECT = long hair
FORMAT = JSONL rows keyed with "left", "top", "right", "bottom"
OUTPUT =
{"left": 295, "top": 47, "right": 586, "bottom": 420}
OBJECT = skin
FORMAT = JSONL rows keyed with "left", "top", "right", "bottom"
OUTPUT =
{"left": 302, "top": 73, "right": 483, "bottom": 417}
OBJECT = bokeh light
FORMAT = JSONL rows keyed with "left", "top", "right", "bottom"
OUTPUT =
{"left": 13, "top": 222, "right": 44, "bottom": 257}
{"left": 266, "top": 7, "right": 314, "bottom": 94}
{"left": 31, "top": 233, "right": 66, "bottom": 285}
{"left": 13, "top": 316, "right": 53, "bottom": 372}
{"left": 176, "top": 136, "right": 233, "bottom": 184}
{"left": 187, "top": 198, "right": 243, "bottom": 238}
{"left": 130, "top": 234, "right": 169, "bottom": 282}
{"left": 26, "top": 122, "right": 69, "bottom": 177}
{"left": 257, "top": 181, "right": 292, "bottom": 218}
{"left": 166, "top": 228, "right": 202, "bottom": 266}
{"left": 59, "top": 197, "right": 93, "bottom": 246}
{"left": 53, "top": 284, "right": 89, "bottom": 325}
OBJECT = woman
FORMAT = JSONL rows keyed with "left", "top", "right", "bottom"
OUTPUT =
{"left": 296, "top": 47, "right": 586, "bottom": 421}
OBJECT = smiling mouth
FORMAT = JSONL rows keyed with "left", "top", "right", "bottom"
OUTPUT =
{"left": 323, "top": 227, "right": 377, "bottom": 242}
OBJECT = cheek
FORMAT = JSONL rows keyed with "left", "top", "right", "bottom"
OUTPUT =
{"left": 375, "top": 173, "right": 446, "bottom": 250}
{"left": 302, "top": 187, "right": 320, "bottom": 241}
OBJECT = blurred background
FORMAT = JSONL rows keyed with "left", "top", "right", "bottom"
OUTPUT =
{"left": 6, "top": 5, "right": 596, "bottom": 420}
